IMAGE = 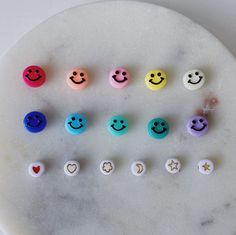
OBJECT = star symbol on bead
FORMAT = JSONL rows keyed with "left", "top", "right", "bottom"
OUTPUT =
{"left": 202, "top": 162, "right": 210, "bottom": 171}
{"left": 168, "top": 160, "right": 179, "bottom": 171}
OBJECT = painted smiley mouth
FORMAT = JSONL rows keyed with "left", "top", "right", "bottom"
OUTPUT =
{"left": 68, "top": 122, "right": 84, "bottom": 130}
{"left": 70, "top": 77, "right": 85, "bottom": 84}
{"left": 111, "top": 124, "right": 126, "bottom": 131}
{"left": 188, "top": 76, "right": 203, "bottom": 84}
{"left": 27, "top": 120, "right": 42, "bottom": 128}
{"left": 112, "top": 75, "right": 127, "bottom": 83}
{"left": 191, "top": 124, "right": 206, "bottom": 131}
{"left": 151, "top": 127, "right": 167, "bottom": 134}
{"left": 149, "top": 77, "right": 164, "bottom": 85}
{"left": 26, "top": 74, "right": 42, "bottom": 82}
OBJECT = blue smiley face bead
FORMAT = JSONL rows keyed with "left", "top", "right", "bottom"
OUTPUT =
{"left": 147, "top": 118, "right": 169, "bottom": 139}
{"left": 107, "top": 115, "right": 128, "bottom": 136}
{"left": 65, "top": 113, "right": 87, "bottom": 135}
{"left": 24, "top": 111, "right": 47, "bottom": 133}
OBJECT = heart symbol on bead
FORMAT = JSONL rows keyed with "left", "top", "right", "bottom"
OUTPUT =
{"left": 32, "top": 166, "right": 40, "bottom": 174}
{"left": 67, "top": 164, "right": 77, "bottom": 173}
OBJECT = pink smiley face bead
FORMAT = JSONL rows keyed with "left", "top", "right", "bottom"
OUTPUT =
{"left": 66, "top": 68, "right": 89, "bottom": 90}
{"left": 23, "top": 65, "right": 46, "bottom": 87}
{"left": 109, "top": 67, "right": 129, "bottom": 89}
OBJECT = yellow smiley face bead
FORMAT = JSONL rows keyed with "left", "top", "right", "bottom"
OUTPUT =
{"left": 145, "top": 70, "right": 167, "bottom": 91}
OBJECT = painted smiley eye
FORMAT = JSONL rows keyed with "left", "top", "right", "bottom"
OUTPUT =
{"left": 195, "top": 72, "right": 199, "bottom": 75}
{"left": 115, "top": 70, "right": 119, "bottom": 75}
{"left": 120, "top": 120, "right": 124, "bottom": 124}
{"left": 122, "top": 72, "right": 126, "bottom": 76}
{"left": 113, "top": 119, "right": 117, "bottom": 123}
{"left": 80, "top": 73, "right": 84, "bottom": 77}
{"left": 192, "top": 120, "right": 197, "bottom": 124}
{"left": 157, "top": 72, "right": 161, "bottom": 76}
{"left": 78, "top": 118, "right": 82, "bottom": 122}
{"left": 73, "top": 72, "right": 77, "bottom": 76}
{"left": 28, "top": 69, "right": 32, "bottom": 73}
{"left": 150, "top": 74, "right": 155, "bottom": 77}
{"left": 71, "top": 117, "right": 76, "bottom": 121}
{"left": 188, "top": 74, "right": 192, "bottom": 78}
{"left": 154, "top": 122, "right": 158, "bottom": 126}
{"left": 35, "top": 115, "right": 39, "bottom": 119}
{"left": 27, "top": 116, "right": 32, "bottom": 121}
{"left": 35, "top": 70, "right": 39, "bottom": 73}
{"left": 199, "top": 119, "right": 203, "bottom": 123}
{"left": 161, "top": 122, "right": 165, "bottom": 126}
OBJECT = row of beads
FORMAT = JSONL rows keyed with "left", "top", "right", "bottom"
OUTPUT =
{"left": 28, "top": 159, "right": 214, "bottom": 177}
{"left": 24, "top": 112, "right": 209, "bottom": 138}
{"left": 22, "top": 65, "right": 206, "bottom": 91}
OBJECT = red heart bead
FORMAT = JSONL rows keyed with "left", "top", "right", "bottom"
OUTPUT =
{"left": 32, "top": 166, "right": 40, "bottom": 174}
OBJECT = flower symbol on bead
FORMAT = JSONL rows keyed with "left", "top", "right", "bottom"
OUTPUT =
{"left": 102, "top": 162, "right": 113, "bottom": 173}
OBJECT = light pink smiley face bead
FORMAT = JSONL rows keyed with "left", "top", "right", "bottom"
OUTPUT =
{"left": 66, "top": 68, "right": 89, "bottom": 90}
{"left": 22, "top": 65, "right": 46, "bottom": 88}
{"left": 109, "top": 67, "right": 129, "bottom": 89}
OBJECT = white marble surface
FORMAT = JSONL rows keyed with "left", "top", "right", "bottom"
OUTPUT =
{"left": 0, "top": 1, "right": 236, "bottom": 235}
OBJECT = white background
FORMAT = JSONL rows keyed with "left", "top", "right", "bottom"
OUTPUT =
{"left": 0, "top": 0, "right": 235, "bottom": 234}
{"left": 0, "top": 0, "right": 236, "bottom": 57}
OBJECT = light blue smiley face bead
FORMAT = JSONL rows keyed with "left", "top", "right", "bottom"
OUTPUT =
{"left": 107, "top": 115, "right": 128, "bottom": 136}
{"left": 65, "top": 113, "right": 87, "bottom": 135}
{"left": 147, "top": 118, "right": 169, "bottom": 139}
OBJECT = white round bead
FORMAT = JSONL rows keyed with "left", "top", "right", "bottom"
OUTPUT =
{"left": 165, "top": 158, "right": 181, "bottom": 174}
{"left": 183, "top": 69, "right": 205, "bottom": 91}
{"left": 131, "top": 161, "right": 146, "bottom": 176}
{"left": 28, "top": 161, "right": 45, "bottom": 177}
{"left": 64, "top": 160, "right": 80, "bottom": 176}
{"left": 100, "top": 160, "right": 115, "bottom": 175}
{"left": 198, "top": 159, "right": 214, "bottom": 175}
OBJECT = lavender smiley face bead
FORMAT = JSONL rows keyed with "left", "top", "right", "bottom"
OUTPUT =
{"left": 187, "top": 115, "right": 208, "bottom": 137}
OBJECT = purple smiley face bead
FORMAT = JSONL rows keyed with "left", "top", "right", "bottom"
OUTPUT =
{"left": 187, "top": 115, "right": 208, "bottom": 137}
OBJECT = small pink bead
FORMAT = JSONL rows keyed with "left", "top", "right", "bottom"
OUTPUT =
{"left": 109, "top": 67, "right": 129, "bottom": 89}
{"left": 22, "top": 65, "right": 46, "bottom": 88}
{"left": 66, "top": 68, "right": 89, "bottom": 90}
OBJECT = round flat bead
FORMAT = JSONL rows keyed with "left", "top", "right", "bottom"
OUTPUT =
{"left": 147, "top": 118, "right": 169, "bottom": 139}
{"left": 100, "top": 160, "right": 115, "bottom": 175}
{"left": 22, "top": 65, "right": 46, "bottom": 87}
{"left": 28, "top": 161, "right": 45, "bottom": 177}
{"left": 187, "top": 115, "right": 208, "bottom": 137}
{"left": 183, "top": 69, "right": 205, "bottom": 90}
{"left": 131, "top": 161, "right": 146, "bottom": 176}
{"left": 107, "top": 115, "right": 128, "bottom": 136}
{"left": 65, "top": 113, "right": 87, "bottom": 135}
{"left": 109, "top": 67, "right": 129, "bottom": 89}
{"left": 198, "top": 159, "right": 214, "bottom": 175}
{"left": 165, "top": 158, "right": 181, "bottom": 174}
{"left": 66, "top": 68, "right": 89, "bottom": 90}
{"left": 145, "top": 70, "right": 167, "bottom": 91}
{"left": 64, "top": 160, "right": 80, "bottom": 176}
{"left": 23, "top": 111, "right": 47, "bottom": 133}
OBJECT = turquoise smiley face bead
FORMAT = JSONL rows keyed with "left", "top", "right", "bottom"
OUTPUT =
{"left": 107, "top": 115, "right": 128, "bottom": 136}
{"left": 65, "top": 113, "right": 87, "bottom": 135}
{"left": 147, "top": 118, "right": 169, "bottom": 139}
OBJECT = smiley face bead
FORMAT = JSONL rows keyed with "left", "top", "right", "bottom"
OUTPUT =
{"left": 145, "top": 70, "right": 167, "bottom": 91}
{"left": 66, "top": 68, "right": 89, "bottom": 90}
{"left": 107, "top": 116, "right": 128, "bottom": 136}
{"left": 23, "top": 65, "right": 46, "bottom": 87}
{"left": 187, "top": 115, "right": 208, "bottom": 137}
{"left": 23, "top": 111, "right": 47, "bottom": 133}
{"left": 183, "top": 69, "right": 205, "bottom": 90}
{"left": 65, "top": 113, "right": 87, "bottom": 135}
{"left": 147, "top": 118, "right": 169, "bottom": 139}
{"left": 109, "top": 68, "right": 129, "bottom": 89}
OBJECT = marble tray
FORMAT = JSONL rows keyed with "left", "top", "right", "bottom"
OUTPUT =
{"left": 0, "top": 1, "right": 236, "bottom": 235}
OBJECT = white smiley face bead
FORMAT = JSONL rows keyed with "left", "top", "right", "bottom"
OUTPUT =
{"left": 28, "top": 161, "right": 45, "bottom": 177}
{"left": 100, "top": 160, "right": 115, "bottom": 175}
{"left": 64, "top": 160, "right": 80, "bottom": 176}
{"left": 131, "top": 161, "right": 146, "bottom": 176}
{"left": 165, "top": 158, "right": 181, "bottom": 174}
{"left": 198, "top": 159, "right": 214, "bottom": 175}
{"left": 183, "top": 69, "right": 205, "bottom": 90}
